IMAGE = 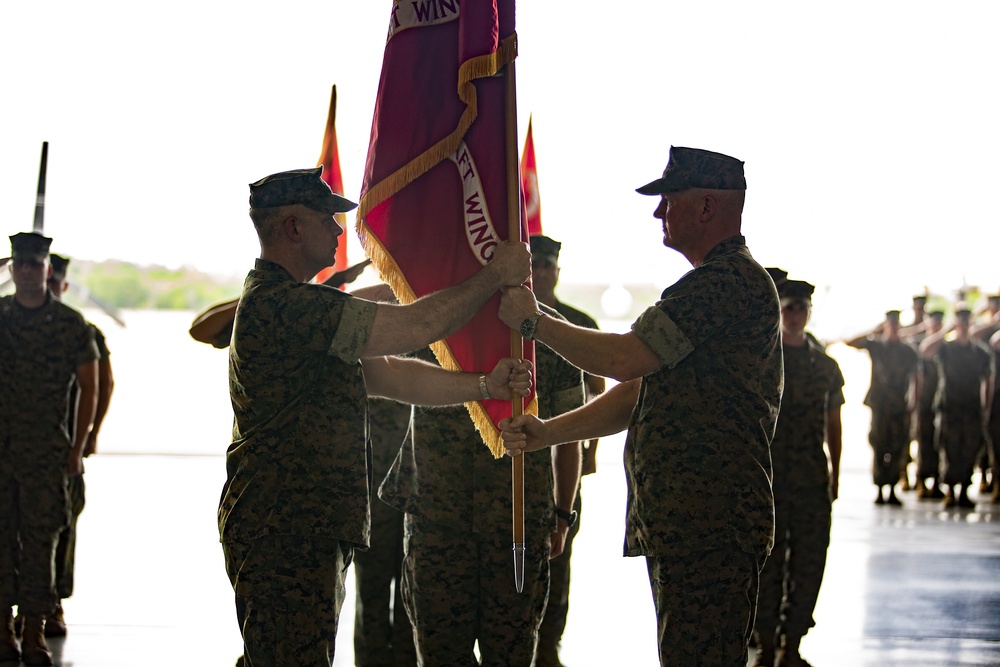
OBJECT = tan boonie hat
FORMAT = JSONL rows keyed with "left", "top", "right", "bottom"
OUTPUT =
{"left": 637, "top": 146, "right": 746, "bottom": 195}
{"left": 249, "top": 166, "right": 357, "bottom": 214}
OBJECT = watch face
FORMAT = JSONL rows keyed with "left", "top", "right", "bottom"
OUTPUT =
{"left": 520, "top": 317, "right": 534, "bottom": 340}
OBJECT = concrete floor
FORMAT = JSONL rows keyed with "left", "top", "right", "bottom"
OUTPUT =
{"left": 8, "top": 450, "right": 1000, "bottom": 667}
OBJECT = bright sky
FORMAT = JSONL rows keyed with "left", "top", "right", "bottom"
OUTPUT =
{"left": 2, "top": 2, "right": 998, "bottom": 337}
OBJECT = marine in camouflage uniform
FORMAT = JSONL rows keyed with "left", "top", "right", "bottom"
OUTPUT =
{"left": 528, "top": 234, "right": 605, "bottom": 667}
{"left": 903, "top": 310, "right": 946, "bottom": 499}
{"left": 0, "top": 233, "right": 99, "bottom": 665}
{"left": 46, "top": 253, "right": 115, "bottom": 637}
{"left": 353, "top": 397, "right": 416, "bottom": 667}
{"left": 379, "top": 322, "right": 585, "bottom": 667}
{"left": 846, "top": 311, "right": 919, "bottom": 505}
{"left": 220, "top": 168, "right": 531, "bottom": 667}
{"left": 498, "top": 147, "right": 783, "bottom": 667}
{"left": 919, "top": 307, "right": 994, "bottom": 508}
{"left": 752, "top": 280, "right": 844, "bottom": 667}
{"left": 972, "top": 296, "right": 1000, "bottom": 502}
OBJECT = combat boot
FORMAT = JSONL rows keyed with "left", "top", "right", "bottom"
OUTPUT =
{"left": 0, "top": 607, "right": 19, "bottom": 663}
{"left": 44, "top": 602, "right": 67, "bottom": 637}
{"left": 20, "top": 615, "right": 54, "bottom": 666}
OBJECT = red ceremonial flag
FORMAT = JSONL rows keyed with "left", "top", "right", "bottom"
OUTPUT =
{"left": 520, "top": 115, "right": 542, "bottom": 236}
{"left": 356, "top": 0, "right": 534, "bottom": 457}
{"left": 313, "top": 85, "right": 349, "bottom": 286}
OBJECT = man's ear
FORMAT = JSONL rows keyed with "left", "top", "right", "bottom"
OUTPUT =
{"left": 283, "top": 216, "right": 301, "bottom": 242}
{"left": 699, "top": 195, "right": 718, "bottom": 222}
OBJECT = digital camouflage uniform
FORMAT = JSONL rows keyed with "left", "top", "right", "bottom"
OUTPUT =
{"left": 54, "top": 324, "right": 110, "bottom": 601}
{"left": 855, "top": 339, "right": 919, "bottom": 486}
{"left": 626, "top": 235, "right": 782, "bottom": 667}
{"left": 379, "top": 324, "right": 585, "bottom": 667}
{"left": 0, "top": 294, "right": 98, "bottom": 617}
{"left": 979, "top": 323, "right": 1000, "bottom": 491}
{"left": 931, "top": 340, "right": 993, "bottom": 485}
{"left": 915, "top": 347, "right": 941, "bottom": 484}
{"left": 754, "top": 339, "right": 844, "bottom": 647}
{"left": 353, "top": 397, "right": 416, "bottom": 667}
{"left": 537, "top": 299, "right": 598, "bottom": 659}
{"left": 219, "top": 259, "right": 378, "bottom": 667}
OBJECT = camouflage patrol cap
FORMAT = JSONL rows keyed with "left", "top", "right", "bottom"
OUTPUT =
{"left": 927, "top": 310, "right": 945, "bottom": 321}
{"left": 765, "top": 267, "right": 788, "bottom": 288}
{"left": 778, "top": 279, "right": 814, "bottom": 300}
{"left": 9, "top": 232, "right": 52, "bottom": 262}
{"left": 529, "top": 234, "right": 561, "bottom": 262}
{"left": 636, "top": 146, "right": 746, "bottom": 195}
{"left": 954, "top": 303, "right": 972, "bottom": 317}
{"left": 249, "top": 166, "right": 357, "bottom": 214}
{"left": 885, "top": 310, "right": 901, "bottom": 323}
{"left": 912, "top": 294, "right": 928, "bottom": 303}
{"left": 50, "top": 253, "right": 71, "bottom": 278}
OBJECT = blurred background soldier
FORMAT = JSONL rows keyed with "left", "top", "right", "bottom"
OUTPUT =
{"left": 971, "top": 293, "right": 1000, "bottom": 500}
{"left": 904, "top": 310, "right": 946, "bottom": 499}
{"left": 847, "top": 311, "right": 919, "bottom": 505}
{"left": 0, "top": 232, "right": 98, "bottom": 666}
{"left": 920, "top": 306, "right": 994, "bottom": 508}
{"left": 44, "top": 253, "right": 115, "bottom": 637}
{"left": 528, "top": 234, "right": 605, "bottom": 667}
{"left": 752, "top": 279, "right": 844, "bottom": 667}
{"left": 379, "top": 323, "right": 583, "bottom": 667}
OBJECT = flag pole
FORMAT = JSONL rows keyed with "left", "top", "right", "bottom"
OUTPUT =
{"left": 34, "top": 141, "right": 48, "bottom": 233}
{"left": 504, "top": 59, "right": 526, "bottom": 593}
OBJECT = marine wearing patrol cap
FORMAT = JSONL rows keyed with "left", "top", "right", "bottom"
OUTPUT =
{"left": 765, "top": 267, "right": 789, "bottom": 289}
{"left": 778, "top": 279, "right": 815, "bottom": 301}
{"left": 50, "top": 253, "right": 71, "bottom": 279}
{"left": 886, "top": 310, "right": 902, "bottom": 323}
{"left": 529, "top": 234, "right": 561, "bottom": 264}
{"left": 249, "top": 166, "right": 357, "bottom": 214}
{"left": 9, "top": 231, "right": 52, "bottom": 262}
{"left": 636, "top": 146, "right": 746, "bottom": 195}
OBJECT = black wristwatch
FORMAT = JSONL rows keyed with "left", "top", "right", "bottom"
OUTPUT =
{"left": 520, "top": 310, "right": 545, "bottom": 340}
{"left": 555, "top": 507, "right": 578, "bottom": 528}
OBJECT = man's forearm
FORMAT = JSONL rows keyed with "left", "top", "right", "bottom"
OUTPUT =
{"left": 544, "top": 380, "right": 640, "bottom": 446}
{"left": 552, "top": 442, "right": 582, "bottom": 512}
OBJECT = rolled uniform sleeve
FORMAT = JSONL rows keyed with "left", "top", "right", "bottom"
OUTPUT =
{"left": 328, "top": 297, "right": 378, "bottom": 363}
{"left": 632, "top": 306, "right": 695, "bottom": 369}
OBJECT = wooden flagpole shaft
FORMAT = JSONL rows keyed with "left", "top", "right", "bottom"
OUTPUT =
{"left": 504, "top": 59, "right": 526, "bottom": 593}
{"left": 34, "top": 141, "right": 48, "bottom": 233}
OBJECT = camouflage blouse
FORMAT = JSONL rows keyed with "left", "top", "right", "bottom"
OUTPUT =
{"left": 219, "top": 259, "right": 378, "bottom": 546}
{"left": 856, "top": 339, "right": 918, "bottom": 413}
{"left": 770, "top": 340, "right": 845, "bottom": 493}
{"left": 0, "top": 294, "right": 98, "bottom": 460}
{"left": 625, "top": 235, "right": 782, "bottom": 559}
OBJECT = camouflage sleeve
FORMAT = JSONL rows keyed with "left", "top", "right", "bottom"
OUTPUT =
{"left": 328, "top": 295, "right": 378, "bottom": 363}
{"left": 829, "top": 359, "right": 847, "bottom": 409}
{"left": 92, "top": 324, "right": 110, "bottom": 360}
{"left": 76, "top": 320, "right": 99, "bottom": 366}
{"left": 631, "top": 305, "right": 695, "bottom": 368}
{"left": 548, "top": 384, "right": 585, "bottom": 417}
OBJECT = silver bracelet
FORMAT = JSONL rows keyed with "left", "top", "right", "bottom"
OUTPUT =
{"left": 478, "top": 374, "right": 491, "bottom": 400}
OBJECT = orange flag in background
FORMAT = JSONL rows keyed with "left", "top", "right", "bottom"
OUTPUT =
{"left": 313, "top": 85, "right": 349, "bottom": 286}
{"left": 520, "top": 115, "right": 542, "bottom": 236}
{"left": 356, "top": 0, "right": 532, "bottom": 457}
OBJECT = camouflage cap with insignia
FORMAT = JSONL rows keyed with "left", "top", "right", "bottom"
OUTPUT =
{"left": 9, "top": 232, "right": 52, "bottom": 262}
{"left": 636, "top": 146, "right": 746, "bottom": 195}
{"left": 529, "top": 234, "right": 561, "bottom": 262}
{"left": 778, "top": 279, "right": 814, "bottom": 300}
{"left": 249, "top": 166, "right": 357, "bottom": 215}
{"left": 50, "top": 253, "right": 71, "bottom": 278}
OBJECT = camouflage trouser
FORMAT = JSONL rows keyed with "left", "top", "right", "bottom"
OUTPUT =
{"left": 915, "top": 407, "right": 940, "bottom": 481}
{"left": 353, "top": 498, "right": 415, "bottom": 667}
{"left": 754, "top": 488, "right": 831, "bottom": 643}
{"left": 987, "top": 412, "right": 1000, "bottom": 484}
{"left": 223, "top": 535, "right": 352, "bottom": 667}
{"left": 938, "top": 409, "right": 985, "bottom": 485}
{"left": 536, "top": 494, "right": 581, "bottom": 653}
{"left": 0, "top": 454, "right": 67, "bottom": 615}
{"left": 401, "top": 514, "right": 550, "bottom": 667}
{"left": 54, "top": 474, "right": 86, "bottom": 599}
{"left": 869, "top": 409, "right": 910, "bottom": 486}
{"left": 646, "top": 547, "right": 761, "bottom": 667}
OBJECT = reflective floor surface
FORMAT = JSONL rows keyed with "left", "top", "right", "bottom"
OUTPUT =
{"left": 9, "top": 447, "right": 1000, "bottom": 667}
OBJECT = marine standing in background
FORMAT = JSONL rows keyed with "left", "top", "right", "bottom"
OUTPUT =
{"left": 846, "top": 311, "right": 919, "bottom": 505}
{"left": 752, "top": 279, "right": 844, "bottom": 667}
{"left": 498, "top": 147, "right": 782, "bottom": 666}
{"left": 220, "top": 167, "right": 532, "bottom": 666}
{"left": 902, "top": 311, "right": 946, "bottom": 499}
{"left": 971, "top": 294, "right": 1000, "bottom": 502}
{"left": 378, "top": 327, "right": 584, "bottom": 667}
{"left": 0, "top": 233, "right": 99, "bottom": 666}
{"left": 44, "top": 253, "right": 116, "bottom": 637}
{"left": 919, "top": 306, "right": 994, "bottom": 508}
{"left": 528, "top": 233, "right": 605, "bottom": 667}
{"left": 350, "top": 283, "right": 416, "bottom": 667}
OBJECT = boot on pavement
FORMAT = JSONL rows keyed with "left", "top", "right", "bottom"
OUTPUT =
{"left": 0, "top": 607, "right": 19, "bottom": 663}
{"left": 20, "top": 615, "right": 54, "bottom": 666}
